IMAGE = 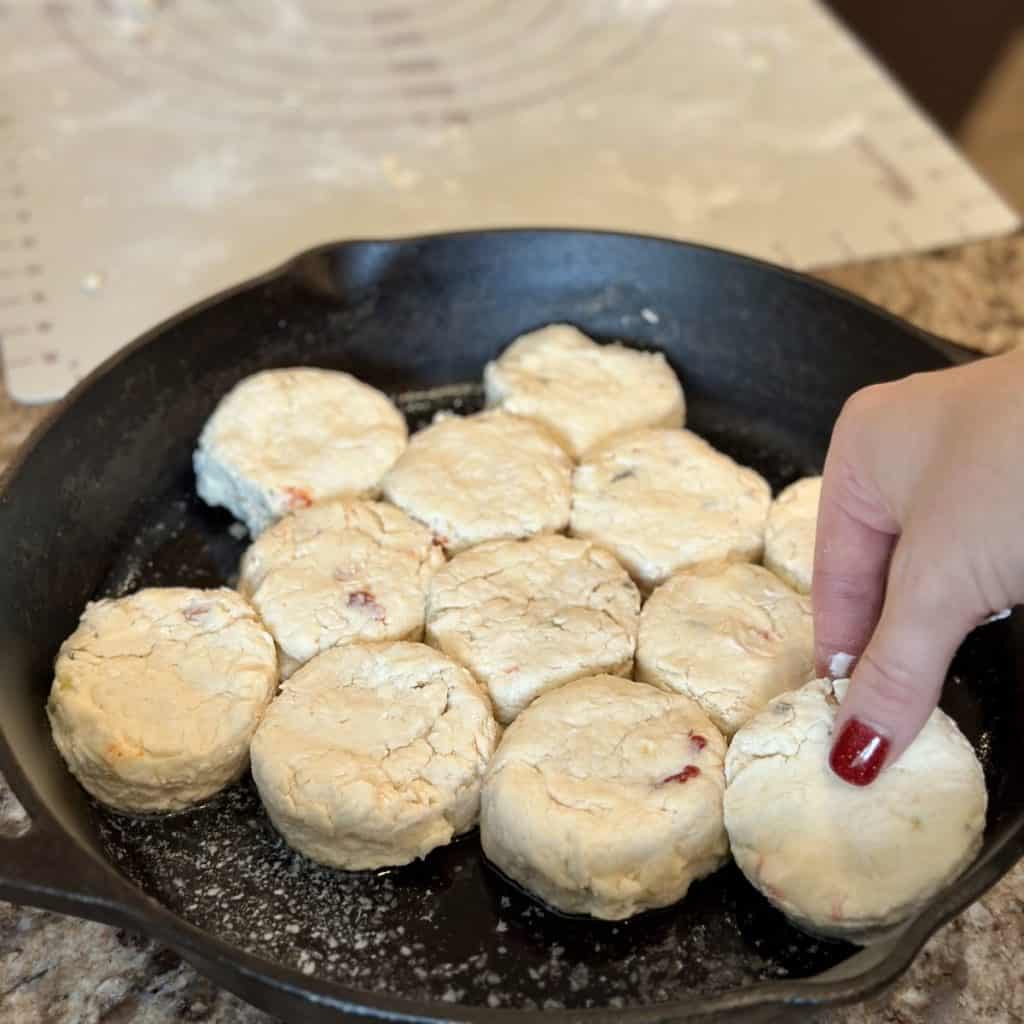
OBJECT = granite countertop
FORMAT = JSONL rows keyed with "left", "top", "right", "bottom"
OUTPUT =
{"left": 2, "top": 235, "right": 1023, "bottom": 1024}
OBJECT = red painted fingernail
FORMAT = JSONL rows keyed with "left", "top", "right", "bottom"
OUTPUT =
{"left": 829, "top": 718, "right": 890, "bottom": 786}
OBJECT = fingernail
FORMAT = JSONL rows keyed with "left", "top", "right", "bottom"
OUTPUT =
{"left": 829, "top": 718, "right": 890, "bottom": 786}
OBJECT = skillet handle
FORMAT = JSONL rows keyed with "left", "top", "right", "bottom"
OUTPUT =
{"left": 0, "top": 807, "right": 147, "bottom": 929}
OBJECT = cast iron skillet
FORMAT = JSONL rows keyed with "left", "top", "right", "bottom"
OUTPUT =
{"left": 0, "top": 230, "right": 1022, "bottom": 1024}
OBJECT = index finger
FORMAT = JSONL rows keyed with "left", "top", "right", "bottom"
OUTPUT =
{"left": 812, "top": 450, "right": 898, "bottom": 675}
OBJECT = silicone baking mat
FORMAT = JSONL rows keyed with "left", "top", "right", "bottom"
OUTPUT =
{"left": 1, "top": 0, "right": 1018, "bottom": 401}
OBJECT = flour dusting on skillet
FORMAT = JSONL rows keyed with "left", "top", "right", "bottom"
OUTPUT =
{"left": 91, "top": 381, "right": 854, "bottom": 1009}
{"left": 95, "top": 777, "right": 842, "bottom": 1008}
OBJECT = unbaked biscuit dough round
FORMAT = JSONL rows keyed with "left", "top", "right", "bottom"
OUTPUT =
{"left": 381, "top": 410, "right": 572, "bottom": 554}
{"left": 426, "top": 535, "right": 640, "bottom": 724}
{"left": 251, "top": 642, "right": 499, "bottom": 870}
{"left": 483, "top": 324, "right": 685, "bottom": 459}
{"left": 569, "top": 429, "right": 772, "bottom": 592}
{"left": 194, "top": 367, "right": 408, "bottom": 536}
{"left": 724, "top": 678, "right": 987, "bottom": 943}
{"left": 481, "top": 675, "right": 728, "bottom": 919}
{"left": 764, "top": 476, "right": 821, "bottom": 594}
{"left": 637, "top": 562, "right": 814, "bottom": 736}
{"left": 47, "top": 587, "right": 277, "bottom": 814}
{"left": 238, "top": 500, "right": 445, "bottom": 679}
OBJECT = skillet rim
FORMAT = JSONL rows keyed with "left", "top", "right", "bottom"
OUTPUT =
{"left": 0, "top": 225, "right": 973, "bottom": 494}
{"left": 0, "top": 227, "right": 1016, "bottom": 1024}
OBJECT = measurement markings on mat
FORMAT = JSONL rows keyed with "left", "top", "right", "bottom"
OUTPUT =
{"left": 0, "top": 113, "right": 53, "bottom": 377}
{"left": 2, "top": 0, "right": 1019, "bottom": 401}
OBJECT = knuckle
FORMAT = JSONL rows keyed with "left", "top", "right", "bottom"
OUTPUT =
{"left": 856, "top": 648, "right": 921, "bottom": 714}
{"left": 887, "top": 543, "right": 938, "bottom": 606}
{"left": 835, "top": 383, "right": 891, "bottom": 436}
{"left": 887, "top": 541, "right": 972, "bottom": 622}
{"left": 827, "top": 388, "right": 896, "bottom": 514}
{"left": 819, "top": 454, "right": 893, "bottom": 534}
{"left": 814, "top": 567, "right": 878, "bottom": 607}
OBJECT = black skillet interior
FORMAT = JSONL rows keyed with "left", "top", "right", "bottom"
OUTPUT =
{"left": 1, "top": 230, "right": 1022, "bottom": 1023}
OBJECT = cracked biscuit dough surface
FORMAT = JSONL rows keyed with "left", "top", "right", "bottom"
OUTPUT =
{"left": 47, "top": 587, "right": 278, "bottom": 814}
{"left": 238, "top": 500, "right": 445, "bottom": 679}
{"left": 194, "top": 367, "right": 408, "bottom": 536}
{"left": 481, "top": 675, "right": 728, "bottom": 919}
{"left": 637, "top": 562, "right": 814, "bottom": 736}
{"left": 483, "top": 324, "right": 685, "bottom": 458}
{"left": 763, "top": 476, "right": 821, "bottom": 594}
{"left": 425, "top": 535, "right": 641, "bottom": 724}
{"left": 570, "top": 428, "right": 772, "bottom": 592}
{"left": 251, "top": 641, "right": 500, "bottom": 870}
{"left": 381, "top": 410, "right": 572, "bottom": 554}
{"left": 724, "top": 678, "right": 988, "bottom": 942}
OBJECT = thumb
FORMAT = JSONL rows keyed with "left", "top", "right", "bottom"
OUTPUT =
{"left": 828, "top": 534, "right": 979, "bottom": 786}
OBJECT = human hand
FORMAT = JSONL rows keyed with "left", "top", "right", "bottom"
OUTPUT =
{"left": 813, "top": 347, "right": 1024, "bottom": 785}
